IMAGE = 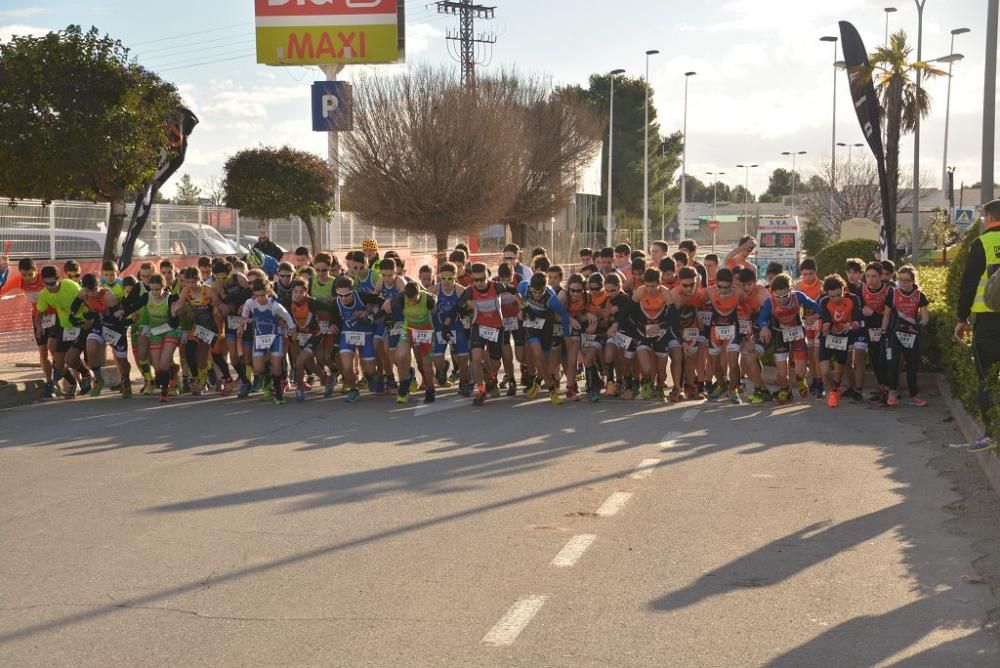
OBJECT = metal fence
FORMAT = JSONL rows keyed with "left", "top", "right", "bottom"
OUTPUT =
{"left": 0, "top": 199, "right": 457, "bottom": 260}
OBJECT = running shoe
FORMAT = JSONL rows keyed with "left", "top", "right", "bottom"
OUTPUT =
{"left": 396, "top": 393, "right": 409, "bottom": 404}
{"left": 639, "top": 381, "right": 652, "bottom": 400}
{"left": 374, "top": 376, "right": 387, "bottom": 395}
{"left": 358, "top": 376, "right": 369, "bottom": 390}
{"left": 120, "top": 383, "right": 133, "bottom": 399}
{"left": 458, "top": 382, "right": 473, "bottom": 398}
{"left": 300, "top": 381, "right": 313, "bottom": 392}
{"left": 296, "top": 388, "right": 306, "bottom": 403}
{"left": 707, "top": 385, "right": 723, "bottom": 402}
{"left": 549, "top": 389, "right": 562, "bottom": 405}
{"left": 886, "top": 391, "right": 899, "bottom": 407}
{"left": 668, "top": 388, "right": 682, "bottom": 403}
{"left": 159, "top": 389, "right": 170, "bottom": 403}
{"left": 910, "top": 396, "right": 928, "bottom": 407}
{"left": 181, "top": 377, "right": 191, "bottom": 394}
{"left": 346, "top": 388, "right": 360, "bottom": 403}
{"left": 238, "top": 382, "right": 251, "bottom": 399}
{"left": 566, "top": 385, "right": 580, "bottom": 402}
{"left": 605, "top": 381, "right": 619, "bottom": 398}
{"left": 685, "top": 385, "right": 706, "bottom": 401}
{"left": 968, "top": 436, "right": 998, "bottom": 453}
{"left": 449, "top": 369, "right": 461, "bottom": 384}
{"left": 273, "top": 394, "right": 285, "bottom": 406}
{"left": 139, "top": 380, "right": 152, "bottom": 396}
{"left": 526, "top": 379, "right": 540, "bottom": 400}
{"left": 488, "top": 378, "right": 501, "bottom": 398}
{"left": 261, "top": 385, "right": 272, "bottom": 402}
{"left": 79, "top": 377, "right": 93, "bottom": 396}
{"left": 827, "top": 389, "right": 840, "bottom": 408}
{"left": 589, "top": 387, "right": 601, "bottom": 403}
{"left": 654, "top": 386, "right": 666, "bottom": 403}
{"left": 473, "top": 390, "right": 486, "bottom": 406}
{"left": 424, "top": 388, "right": 436, "bottom": 404}
{"left": 775, "top": 388, "right": 792, "bottom": 404}
{"left": 42, "top": 381, "right": 55, "bottom": 399}
{"left": 324, "top": 382, "right": 334, "bottom": 399}
{"left": 797, "top": 378, "right": 809, "bottom": 399}
{"left": 750, "top": 389, "right": 767, "bottom": 405}
{"left": 387, "top": 376, "right": 398, "bottom": 392}
{"left": 409, "top": 375, "right": 419, "bottom": 394}
{"left": 436, "top": 363, "right": 449, "bottom": 387}
{"left": 621, "top": 384, "right": 635, "bottom": 401}
{"left": 506, "top": 377, "right": 517, "bottom": 397}
{"left": 729, "top": 389, "right": 742, "bottom": 405}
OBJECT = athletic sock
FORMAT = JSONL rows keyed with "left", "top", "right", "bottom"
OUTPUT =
{"left": 212, "top": 353, "right": 231, "bottom": 379}
{"left": 138, "top": 362, "right": 152, "bottom": 380}
{"left": 272, "top": 374, "right": 283, "bottom": 398}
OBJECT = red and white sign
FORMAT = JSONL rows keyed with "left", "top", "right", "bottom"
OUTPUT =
{"left": 707, "top": 219, "right": 719, "bottom": 232}
{"left": 255, "top": 0, "right": 397, "bottom": 17}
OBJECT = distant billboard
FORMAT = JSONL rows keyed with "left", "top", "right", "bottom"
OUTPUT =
{"left": 255, "top": 0, "right": 403, "bottom": 66}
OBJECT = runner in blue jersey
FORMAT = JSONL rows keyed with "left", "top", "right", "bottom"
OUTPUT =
{"left": 373, "top": 257, "right": 406, "bottom": 394}
{"left": 518, "top": 272, "right": 573, "bottom": 404}
{"left": 428, "top": 262, "right": 470, "bottom": 394}
{"left": 333, "top": 275, "right": 385, "bottom": 403}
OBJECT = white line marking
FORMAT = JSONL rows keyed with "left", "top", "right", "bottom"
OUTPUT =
{"left": 629, "top": 458, "right": 661, "bottom": 479}
{"left": 659, "top": 431, "right": 682, "bottom": 449}
{"left": 550, "top": 534, "right": 597, "bottom": 567}
{"left": 596, "top": 491, "right": 633, "bottom": 517}
{"left": 411, "top": 398, "right": 467, "bottom": 417}
{"left": 481, "top": 595, "right": 548, "bottom": 646}
{"left": 681, "top": 408, "right": 700, "bottom": 422}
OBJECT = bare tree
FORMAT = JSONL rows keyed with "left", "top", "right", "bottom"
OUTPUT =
{"left": 341, "top": 67, "right": 525, "bottom": 252}
{"left": 204, "top": 175, "right": 226, "bottom": 207}
{"left": 495, "top": 78, "right": 604, "bottom": 247}
{"left": 803, "top": 156, "right": 919, "bottom": 238}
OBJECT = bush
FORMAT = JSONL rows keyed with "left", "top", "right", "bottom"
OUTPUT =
{"left": 814, "top": 238, "right": 880, "bottom": 278}
{"left": 918, "top": 265, "right": 947, "bottom": 371}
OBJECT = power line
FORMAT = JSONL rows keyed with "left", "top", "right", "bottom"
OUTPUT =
{"left": 435, "top": 0, "right": 496, "bottom": 87}
{"left": 142, "top": 40, "right": 257, "bottom": 66}
{"left": 137, "top": 28, "right": 255, "bottom": 56}
{"left": 129, "top": 21, "right": 253, "bottom": 47}
{"left": 157, "top": 51, "right": 257, "bottom": 74}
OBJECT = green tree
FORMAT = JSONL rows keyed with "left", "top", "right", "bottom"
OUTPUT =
{"left": 862, "top": 30, "right": 943, "bottom": 258}
{"left": 759, "top": 168, "right": 804, "bottom": 203}
{"left": 223, "top": 146, "right": 334, "bottom": 254}
{"left": 564, "top": 74, "right": 684, "bottom": 240}
{"left": 173, "top": 173, "right": 201, "bottom": 205}
{"left": 0, "top": 25, "right": 181, "bottom": 261}
{"left": 801, "top": 217, "right": 829, "bottom": 258}
{"left": 731, "top": 185, "right": 756, "bottom": 205}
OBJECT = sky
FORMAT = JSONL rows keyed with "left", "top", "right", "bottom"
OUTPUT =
{"left": 1, "top": 0, "right": 997, "bottom": 200}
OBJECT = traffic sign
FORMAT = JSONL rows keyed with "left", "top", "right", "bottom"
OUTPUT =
{"left": 955, "top": 208, "right": 975, "bottom": 231}
{"left": 311, "top": 81, "right": 353, "bottom": 132}
{"left": 707, "top": 219, "right": 719, "bottom": 231}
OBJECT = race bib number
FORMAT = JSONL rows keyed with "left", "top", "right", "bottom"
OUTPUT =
{"left": 523, "top": 317, "right": 545, "bottom": 330}
{"left": 781, "top": 326, "right": 804, "bottom": 343}
{"left": 319, "top": 321, "right": 331, "bottom": 335}
{"left": 345, "top": 331, "right": 366, "bottom": 346}
{"left": 226, "top": 316, "right": 241, "bottom": 331}
{"left": 101, "top": 327, "right": 122, "bottom": 346}
{"left": 896, "top": 331, "right": 917, "bottom": 349}
{"left": 503, "top": 317, "right": 519, "bottom": 331}
{"left": 194, "top": 325, "right": 216, "bottom": 345}
{"left": 255, "top": 334, "right": 276, "bottom": 349}
{"left": 869, "top": 327, "right": 884, "bottom": 343}
{"left": 644, "top": 324, "right": 662, "bottom": 338}
{"left": 41, "top": 313, "right": 56, "bottom": 329}
{"left": 411, "top": 328, "right": 433, "bottom": 345}
{"left": 612, "top": 332, "right": 633, "bottom": 349}
{"left": 698, "top": 311, "right": 713, "bottom": 328}
{"left": 297, "top": 332, "right": 313, "bottom": 347}
{"left": 825, "top": 335, "right": 849, "bottom": 351}
{"left": 714, "top": 325, "right": 736, "bottom": 341}
{"left": 683, "top": 327, "right": 701, "bottom": 342}
{"left": 150, "top": 323, "right": 172, "bottom": 336}
{"left": 479, "top": 325, "right": 500, "bottom": 342}
{"left": 582, "top": 333, "right": 597, "bottom": 347}
{"left": 62, "top": 327, "right": 81, "bottom": 342}
{"left": 739, "top": 320, "right": 752, "bottom": 335}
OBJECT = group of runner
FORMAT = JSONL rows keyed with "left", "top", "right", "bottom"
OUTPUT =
{"left": 0, "top": 237, "right": 931, "bottom": 409}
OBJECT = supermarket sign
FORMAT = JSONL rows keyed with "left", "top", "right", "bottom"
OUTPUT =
{"left": 255, "top": 0, "right": 402, "bottom": 66}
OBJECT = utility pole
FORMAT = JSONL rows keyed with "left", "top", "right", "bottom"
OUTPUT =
{"left": 437, "top": 0, "right": 496, "bottom": 87}
{"left": 984, "top": 0, "right": 999, "bottom": 204}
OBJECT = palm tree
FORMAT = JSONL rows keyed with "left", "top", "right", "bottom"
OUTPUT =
{"left": 862, "top": 31, "right": 944, "bottom": 256}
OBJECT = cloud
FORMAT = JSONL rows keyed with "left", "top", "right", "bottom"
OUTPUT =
{"left": 0, "top": 7, "right": 46, "bottom": 19}
{"left": 405, "top": 22, "right": 445, "bottom": 55}
{"left": 0, "top": 23, "right": 50, "bottom": 42}
{"left": 199, "top": 81, "right": 306, "bottom": 121}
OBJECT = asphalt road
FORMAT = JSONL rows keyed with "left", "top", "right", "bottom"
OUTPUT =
{"left": 1, "top": 383, "right": 998, "bottom": 666}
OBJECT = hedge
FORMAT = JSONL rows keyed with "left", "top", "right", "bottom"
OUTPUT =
{"left": 814, "top": 238, "right": 880, "bottom": 278}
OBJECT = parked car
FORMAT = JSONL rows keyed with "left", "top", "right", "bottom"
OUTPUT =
{"left": 0, "top": 227, "right": 150, "bottom": 260}
{"left": 140, "top": 222, "right": 242, "bottom": 257}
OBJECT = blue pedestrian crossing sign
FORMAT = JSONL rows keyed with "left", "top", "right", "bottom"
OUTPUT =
{"left": 955, "top": 208, "right": 975, "bottom": 231}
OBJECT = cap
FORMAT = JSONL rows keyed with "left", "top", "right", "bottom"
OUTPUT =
{"left": 362, "top": 238, "right": 378, "bottom": 252}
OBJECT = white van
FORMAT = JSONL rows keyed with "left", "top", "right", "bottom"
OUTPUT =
{"left": 0, "top": 227, "right": 150, "bottom": 260}
{"left": 140, "top": 222, "right": 242, "bottom": 256}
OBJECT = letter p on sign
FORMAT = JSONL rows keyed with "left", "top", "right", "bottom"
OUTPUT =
{"left": 322, "top": 94, "right": 340, "bottom": 118}
{"left": 311, "top": 81, "right": 353, "bottom": 131}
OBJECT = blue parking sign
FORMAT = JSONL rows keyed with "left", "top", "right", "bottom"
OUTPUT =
{"left": 311, "top": 81, "right": 353, "bottom": 132}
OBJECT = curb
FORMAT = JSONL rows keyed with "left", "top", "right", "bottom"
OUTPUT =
{"left": 935, "top": 374, "right": 1000, "bottom": 496}
{"left": 0, "top": 366, "right": 124, "bottom": 410}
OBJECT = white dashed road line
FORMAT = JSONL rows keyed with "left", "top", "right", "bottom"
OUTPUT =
{"left": 595, "top": 491, "right": 633, "bottom": 517}
{"left": 659, "top": 431, "right": 682, "bottom": 450}
{"left": 681, "top": 408, "right": 700, "bottom": 422}
{"left": 481, "top": 595, "right": 548, "bottom": 646}
{"left": 629, "top": 458, "right": 661, "bottom": 479}
{"left": 550, "top": 534, "right": 597, "bottom": 567}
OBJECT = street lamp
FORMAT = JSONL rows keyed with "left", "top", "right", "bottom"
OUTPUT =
{"left": 643, "top": 49, "right": 660, "bottom": 254}
{"left": 781, "top": 151, "right": 807, "bottom": 217}
{"left": 912, "top": 0, "right": 928, "bottom": 264}
{"left": 836, "top": 141, "right": 865, "bottom": 172}
{"left": 736, "top": 163, "right": 758, "bottom": 237}
{"left": 706, "top": 170, "right": 726, "bottom": 252}
{"left": 606, "top": 68, "right": 626, "bottom": 248}
{"left": 939, "top": 27, "right": 970, "bottom": 210}
{"left": 884, "top": 7, "right": 897, "bottom": 44}
{"left": 821, "top": 36, "right": 839, "bottom": 227}
{"left": 679, "top": 71, "right": 696, "bottom": 243}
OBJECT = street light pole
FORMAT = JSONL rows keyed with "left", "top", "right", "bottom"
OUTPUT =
{"left": 781, "top": 151, "right": 807, "bottom": 217}
{"left": 680, "top": 71, "right": 696, "bottom": 243}
{"left": 822, "top": 36, "right": 840, "bottom": 228}
{"left": 606, "top": 68, "right": 625, "bottom": 248}
{"left": 940, "top": 29, "right": 969, "bottom": 210}
{"left": 913, "top": 0, "right": 927, "bottom": 264}
{"left": 736, "top": 163, "right": 758, "bottom": 237}
{"left": 985, "top": 0, "right": 999, "bottom": 204}
{"left": 643, "top": 50, "right": 659, "bottom": 254}
{"left": 884, "top": 6, "right": 897, "bottom": 44}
